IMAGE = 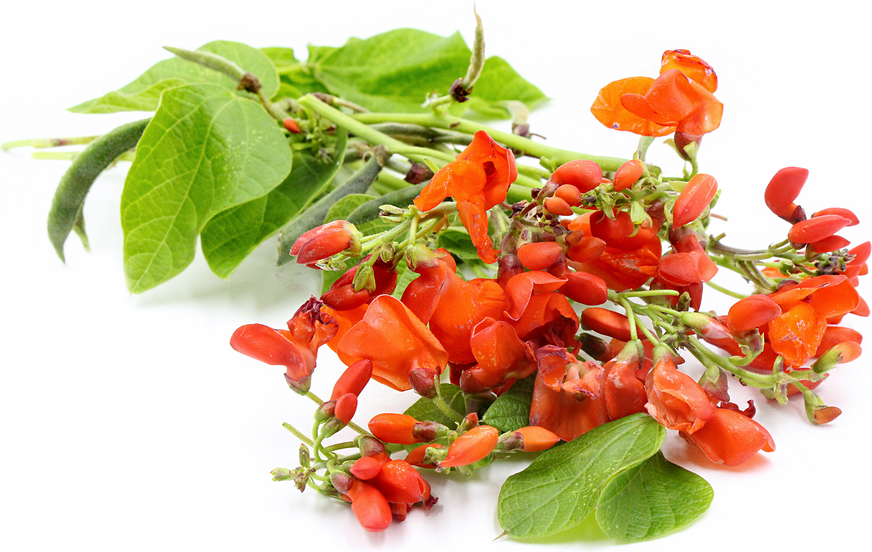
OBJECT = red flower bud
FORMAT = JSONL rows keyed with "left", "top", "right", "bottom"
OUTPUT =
{"left": 581, "top": 307, "right": 635, "bottom": 342}
{"left": 555, "top": 184, "right": 582, "bottom": 206}
{"left": 282, "top": 118, "right": 302, "bottom": 133}
{"left": 727, "top": 294, "right": 782, "bottom": 334}
{"left": 764, "top": 167, "right": 808, "bottom": 223}
{"left": 812, "top": 207, "right": 859, "bottom": 226}
{"left": 368, "top": 413, "right": 421, "bottom": 444}
{"left": 290, "top": 220, "right": 361, "bottom": 266}
{"left": 345, "top": 480, "right": 392, "bottom": 532}
{"left": 514, "top": 426, "right": 562, "bottom": 452}
{"left": 350, "top": 453, "right": 389, "bottom": 480}
{"left": 517, "top": 241, "right": 563, "bottom": 271}
{"left": 440, "top": 425, "right": 500, "bottom": 468}
{"left": 544, "top": 196, "right": 575, "bottom": 216}
{"left": 551, "top": 159, "right": 602, "bottom": 192}
{"left": 613, "top": 159, "right": 645, "bottom": 191}
{"left": 330, "top": 359, "right": 373, "bottom": 400}
{"left": 672, "top": 173, "right": 717, "bottom": 227}
{"left": 333, "top": 393, "right": 358, "bottom": 425}
{"left": 788, "top": 215, "right": 852, "bottom": 245}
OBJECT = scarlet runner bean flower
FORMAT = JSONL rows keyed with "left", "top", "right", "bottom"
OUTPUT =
{"left": 230, "top": 297, "right": 337, "bottom": 394}
{"left": 764, "top": 167, "right": 809, "bottom": 223}
{"left": 645, "top": 354, "right": 714, "bottom": 434}
{"left": 682, "top": 408, "right": 775, "bottom": 466}
{"left": 591, "top": 49, "right": 723, "bottom": 145}
{"left": 401, "top": 250, "right": 509, "bottom": 365}
{"left": 414, "top": 130, "right": 518, "bottom": 263}
{"left": 336, "top": 295, "right": 448, "bottom": 391}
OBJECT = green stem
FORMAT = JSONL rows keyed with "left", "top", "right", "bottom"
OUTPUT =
{"left": 433, "top": 376, "right": 464, "bottom": 425}
{"left": 31, "top": 151, "right": 137, "bottom": 162}
{"left": 282, "top": 422, "right": 315, "bottom": 447}
{"left": 353, "top": 112, "right": 640, "bottom": 173}
{"left": 704, "top": 279, "right": 748, "bottom": 300}
{"left": 2, "top": 135, "right": 101, "bottom": 150}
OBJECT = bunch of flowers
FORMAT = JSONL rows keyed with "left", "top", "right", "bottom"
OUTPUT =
{"left": 12, "top": 19, "right": 864, "bottom": 543}
{"left": 229, "top": 50, "right": 866, "bottom": 539}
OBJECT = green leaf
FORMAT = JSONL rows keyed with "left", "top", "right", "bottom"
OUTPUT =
{"left": 121, "top": 84, "right": 292, "bottom": 292}
{"left": 404, "top": 383, "right": 465, "bottom": 427}
{"left": 481, "top": 375, "right": 535, "bottom": 432}
{"left": 70, "top": 41, "right": 280, "bottom": 114}
{"left": 437, "top": 226, "right": 481, "bottom": 262}
{"left": 463, "top": 56, "right": 548, "bottom": 119}
{"left": 201, "top": 130, "right": 347, "bottom": 278}
{"left": 497, "top": 414, "right": 666, "bottom": 539}
{"left": 325, "top": 193, "right": 377, "bottom": 224}
{"left": 596, "top": 452, "right": 713, "bottom": 542}
{"left": 311, "top": 29, "right": 544, "bottom": 117}
{"left": 261, "top": 47, "right": 298, "bottom": 68}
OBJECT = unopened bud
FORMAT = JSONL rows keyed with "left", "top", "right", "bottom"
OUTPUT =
{"left": 412, "top": 420, "right": 449, "bottom": 442}
{"left": 680, "top": 312, "right": 731, "bottom": 341}
{"left": 270, "top": 467, "right": 293, "bottom": 481}
{"left": 352, "top": 263, "right": 375, "bottom": 292}
{"left": 331, "top": 471, "right": 354, "bottom": 495}
{"left": 812, "top": 342, "right": 862, "bottom": 374}
{"left": 404, "top": 163, "right": 434, "bottom": 184}
{"left": 299, "top": 444, "right": 311, "bottom": 468}
{"left": 457, "top": 412, "right": 479, "bottom": 433}
{"left": 356, "top": 435, "right": 387, "bottom": 457}
{"left": 409, "top": 368, "right": 438, "bottom": 399}
{"left": 315, "top": 399, "right": 337, "bottom": 422}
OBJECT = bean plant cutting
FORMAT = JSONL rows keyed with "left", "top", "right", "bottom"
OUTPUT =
{"left": 5, "top": 13, "right": 868, "bottom": 544}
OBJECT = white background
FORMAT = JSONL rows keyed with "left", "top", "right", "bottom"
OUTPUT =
{"left": 2, "top": 1, "right": 870, "bottom": 550}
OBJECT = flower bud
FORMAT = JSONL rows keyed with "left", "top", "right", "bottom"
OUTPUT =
{"left": 330, "top": 471, "right": 354, "bottom": 495}
{"left": 291, "top": 220, "right": 362, "bottom": 267}
{"left": 405, "top": 162, "right": 435, "bottom": 184}
{"left": 369, "top": 413, "right": 421, "bottom": 444}
{"left": 498, "top": 426, "right": 561, "bottom": 452}
{"left": 812, "top": 342, "right": 862, "bottom": 374}
{"left": 334, "top": 393, "right": 358, "bottom": 424}
{"left": 356, "top": 435, "right": 387, "bottom": 458}
{"left": 440, "top": 425, "right": 500, "bottom": 468}
{"left": 408, "top": 367, "right": 438, "bottom": 399}
{"left": 457, "top": 412, "right": 479, "bottom": 433}
{"left": 270, "top": 467, "right": 293, "bottom": 481}
{"left": 315, "top": 399, "right": 336, "bottom": 422}
{"left": 412, "top": 420, "right": 449, "bottom": 443}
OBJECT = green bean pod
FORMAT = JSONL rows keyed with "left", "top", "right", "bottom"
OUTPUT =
{"left": 48, "top": 118, "right": 150, "bottom": 261}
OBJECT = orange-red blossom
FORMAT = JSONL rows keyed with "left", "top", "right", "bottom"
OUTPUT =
{"left": 591, "top": 49, "right": 723, "bottom": 143}
{"left": 414, "top": 131, "right": 518, "bottom": 263}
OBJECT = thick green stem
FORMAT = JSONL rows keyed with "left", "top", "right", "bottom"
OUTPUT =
{"left": 353, "top": 111, "right": 640, "bottom": 173}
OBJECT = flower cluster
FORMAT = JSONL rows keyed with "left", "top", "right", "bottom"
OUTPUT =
{"left": 230, "top": 49, "right": 866, "bottom": 535}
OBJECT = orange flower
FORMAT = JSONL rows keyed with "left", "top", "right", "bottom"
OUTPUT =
{"left": 682, "top": 408, "right": 775, "bottom": 466}
{"left": 644, "top": 356, "right": 715, "bottom": 434}
{"left": 230, "top": 297, "right": 337, "bottom": 394}
{"left": 414, "top": 131, "right": 518, "bottom": 263}
{"left": 401, "top": 250, "right": 509, "bottom": 364}
{"left": 591, "top": 49, "right": 723, "bottom": 139}
{"left": 529, "top": 346, "right": 611, "bottom": 441}
{"left": 336, "top": 295, "right": 448, "bottom": 391}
